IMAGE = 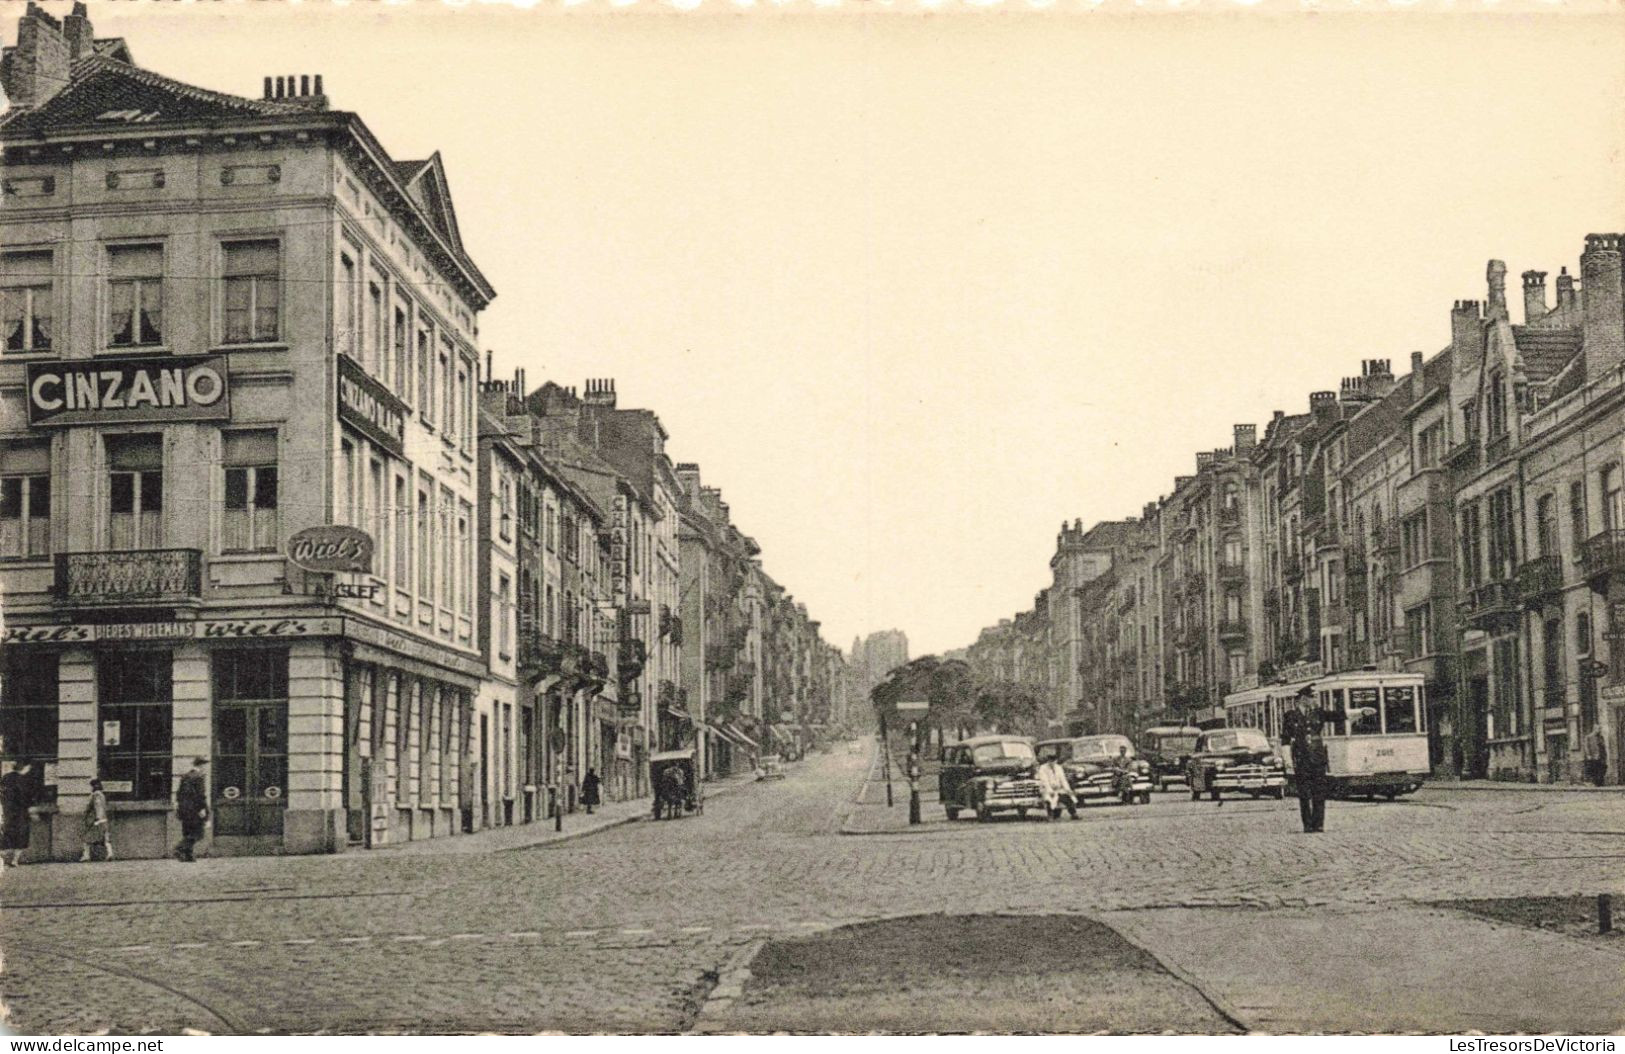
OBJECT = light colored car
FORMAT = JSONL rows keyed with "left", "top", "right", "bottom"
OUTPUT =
{"left": 1036, "top": 735, "right": 1154, "bottom": 806}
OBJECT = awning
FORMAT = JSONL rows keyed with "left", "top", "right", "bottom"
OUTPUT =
{"left": 710, "top": 722, "right": 758, "bottom": 751}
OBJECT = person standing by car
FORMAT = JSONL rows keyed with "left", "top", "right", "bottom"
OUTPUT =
{"left": 1036, "top": 755, "right": 1077, "bottom": 820}
{"left": 174, "top": 756, "right": 210, "bottom": 862}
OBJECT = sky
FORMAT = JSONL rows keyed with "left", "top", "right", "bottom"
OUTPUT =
{"left": 22, "top": 2, "right": 1625, "bottom": 656}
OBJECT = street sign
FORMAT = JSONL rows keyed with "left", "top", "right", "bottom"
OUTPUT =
{"left": 896, "top": 699, "right": 929, "bottom": 713}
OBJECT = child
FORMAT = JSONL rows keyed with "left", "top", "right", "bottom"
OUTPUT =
{"left": 79, "top": 778, "right": 112, "bottom": 862}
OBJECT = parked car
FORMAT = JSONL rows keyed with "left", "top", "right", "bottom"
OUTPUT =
{"left": 939, "top": 735, "right": 1045, "bottom": 821}
{"left": 1035, "top": 734, "right": 1154, "bottom": 806}
{"left": 1139, "top": 725, "right": 1202, "bottom": 791}
{"left": 1185, "top": 727, "right": 1287, "bottom": 801}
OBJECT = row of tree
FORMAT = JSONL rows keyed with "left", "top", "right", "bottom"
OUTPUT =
{"left": 869, "top": 656, "right": 1050, "bottom": 744}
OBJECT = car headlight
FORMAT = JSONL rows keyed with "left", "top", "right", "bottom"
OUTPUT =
{"left": 1266, "top": 755, "right": 1283, "bottom": 768}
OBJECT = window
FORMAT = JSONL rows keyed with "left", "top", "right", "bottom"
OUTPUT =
{"left": 498, "top": 574, "right": 512, "bottom": 656}
{"left": 459, "top": 500, "right": 473, "bottom": 619}
{"left": 456, "top": 366, "right": 469, "bottom": 450}
{"left": 1487, "top": 487, "right": 1517, "bottom": 580}
{"left": 498, "top": 477, "right": 513, "bottom": 542}
{"left": 1543, "top": 617, "right": 1565, "bottom": 707}
{"left": 439, "top": 341, "right": 452, "bottom": 435}
{"left": 1223, "top": 537, "right": 1242, "bottom": 567}
{"left": 1415, "top": 421, "right": 1444, "bottom": 471}
{"left": 417, "top": 325, "right": 432, "bottom": 425}
{"left": 1227, "top": 652, "right": 1246, "bottom": 684}
{"left": 417, "top": 486, "right": 432, "bottom": 597}
{"left": 337, "top": 251, "right": 358, "bottom": 361}
{"left": 369, "top": 459, "right": 386, "bottom": 588}
{"left": 0, "top": 441, "right": 50, "bottom": 560}
{"left": 393, "top": 303, "right": 411, "bottom": 403}
{"left": 1459, "top": 501, "right": 1482, "bottom": 590}
{"left": 107, "top": 434, "right": 162, "bottom": 549}
{"left": 418, "top": 682, "right": 434, "bottom": 805}
{"left": 1401, "top": 511, "right": 1430, "bottom": 569}
{"left": 1406, "top": 604, "right": 1432, "bottom": 657}
{"left": 1571, "top": 480, "right": 1588, "bottom": 551}
{"left": 222, "top": 240, "right": 280, "bottom": 344}
{"left": 108, "top": 244, "right": 163, "bottom": 346}
{"left": 1461, "top": 401, "right": 1479, "bottom": 447}
{"left": 1348, "top": 687, "right": 1381, "bottom": 735}
{"left": 394, "top": 474, "right": 411, "bottom": 585}
{"left": 2, "top": 250, "right": 53, "bottom": 353}
{"left": 1602, "top": 466, "right": 1622, "bottom": 534}
{"left": 223, "top": 430, "right": 278, "bottom": 553}
{"left": 545, "top": 583, "right": 555, "bottom": 637}
{"left": 1383, "top": 685, "right": 1418, "bottom": 734}
{"left": 1, "top": 653, "right": 59, "bottom": 802}
{"left": 1486, "top": 371, "right": 1508, "bottom": 439}
{"left": 1492, "top": 637, "right": 1522, "bottom": 738}
{"left": 439, "top": 485, "right": 454, "bottom": 609}
{"left": 367, "top": 276, "right": 386, "bottom": 382}
{"left": 1225, "top": 593, "right": 1241, "bottom": 621}
{"left": 1536, "top": 494, "right": 1556, "bottom": 558}
{"left": 98, "top": 650, "right": 173, "bottom": 801}
{"left": 340, "top": 439, "right": 357, "bottom": 527}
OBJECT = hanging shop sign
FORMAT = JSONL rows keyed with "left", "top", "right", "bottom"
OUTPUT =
{"left": 284, "top": 577, "right": 382, "bottom": 602}
{"left": 337, "top": 355, "right": 407, "bottom": 456}
{"left": 288, "top": 526, "right": 374, "bottom": 575}
{"left": 26, "top": 355, "right": 230, "bottom": 427}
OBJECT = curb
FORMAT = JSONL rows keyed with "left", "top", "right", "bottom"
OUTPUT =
{"left": 686, "top": 938, "right": 766, "bottom": 1035}
{"left": 1424, "top": 782, "right": 1625, "bottom": 794}
{"left": 498, "top": 776, "right": 760, "bottom": 853}
{"left": 1095, "top": 912, "right": 1257, "bottom": 1034}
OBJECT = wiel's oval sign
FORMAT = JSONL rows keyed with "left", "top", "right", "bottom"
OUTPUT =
{"left": 288, "top": 526, "right": 374, "bottom": 574}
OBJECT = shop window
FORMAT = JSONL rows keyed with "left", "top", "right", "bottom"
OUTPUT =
{"left": 223, "top": 430, "right": 278, "bottom": 553}
{"left": 108, "top": 244, "right": 163, "bottom": 347}
{"left": 2, "top": 250, "right": 53, "bottom": 353}
{"left": 1, "top": 652, "right": 59, "bottom": 802}
{"left": 99, "top": 650, "right": 173, "bottom": 801}
{"left": 222, "top": 240, "right": 280, "bottom": 344}
{"left": 107, "top": 434, "right": 162, "bottom": 549}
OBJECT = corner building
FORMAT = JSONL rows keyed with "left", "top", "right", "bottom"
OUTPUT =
{"left": 0, "top": 6, "right": 494, "bottom": 857}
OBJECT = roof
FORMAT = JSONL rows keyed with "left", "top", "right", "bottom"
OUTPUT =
{"left": 1, "top": 55, "right": 312, "bottom": 136}
{"left": 1512, "top": 327, "right": 1584, "bottom": 386}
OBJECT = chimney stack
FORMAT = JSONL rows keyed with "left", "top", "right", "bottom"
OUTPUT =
{"left": 1522, "top": 270, "right": 1548, "bottom": 323}
{"left": 1233, "top": 424, "right": 1256, "bottom": 451}
{"left": 2, "top": 3, "right": 73, "bottom": 111}
{"left": 583, "top": 378, "right": 618, "bottom": 409}
{"left": 1451, "top": 300, "right": 1484, "bottom": 373}
{"left": 63, "top": 2, "right": 94, "bottom": 59}
{"left": 1557, "top": 267, "right": 1577, "bottom": 309}
{"left": 1486, "top": 259, "right": 1509, "bottom": 319}
{"left": 1581, "top": 234, "right": 1625, "bottom": 378}
{"left": 1411, "top": 350, "right": 1426, "bottom": 401}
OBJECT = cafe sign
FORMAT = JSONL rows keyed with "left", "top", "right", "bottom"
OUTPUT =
{"left": 2, "top": 616, "right": 345, "bottom": 645}
{"left": 288, "top": 526, "right": 374, "bottom": 574}
{"left": 27, "top": 355, "right": 229, "bottom": 427}
{"left": 338, "top": 355, "right": 406, "bottom": 456}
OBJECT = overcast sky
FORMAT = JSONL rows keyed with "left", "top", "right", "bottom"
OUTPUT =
{"left": 39, "top": 3, "right": 1625, "bottom": 656}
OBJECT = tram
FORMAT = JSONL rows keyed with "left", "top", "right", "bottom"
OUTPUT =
{"left": 1222, "top": 668, "right": 1430, "bottom": 799}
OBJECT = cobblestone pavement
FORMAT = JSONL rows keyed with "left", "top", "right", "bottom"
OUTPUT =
{"left": 3, "top": 742, "right": 1622, "bottom": 1033}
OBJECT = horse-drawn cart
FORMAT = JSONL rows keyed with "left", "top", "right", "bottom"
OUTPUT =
{"left": 650, "top": 749, "right": 703, "bottom": 819}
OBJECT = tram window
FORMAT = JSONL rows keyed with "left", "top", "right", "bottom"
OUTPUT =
{"left": 1349, "top": 687, "right": 1381, "bottom": 735}
{"left": 1384, "top": 686, "right": 1418, "bottom": 733}
{"left": 1321, "top": 690, "right": 1347, "bottom": 736}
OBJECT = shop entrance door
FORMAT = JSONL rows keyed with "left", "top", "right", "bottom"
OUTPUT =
{"left": 212, "top": 650, "right": 290, "bottom": 839}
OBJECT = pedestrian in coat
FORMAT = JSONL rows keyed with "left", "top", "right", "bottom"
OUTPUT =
{"left": 1, "top": 760, "right": 36, "bottom": 866}
{"left": 174, "top": 756, "right": 209, "bottom": 862}
{"left": 581, "top": 768, "right": 602, "bottom": 814}
{"left": 1285, "top": 698, "right": 1332, "bottom": 833}
{"left": 80, "top": 778, "right": 112, "bottom": 862}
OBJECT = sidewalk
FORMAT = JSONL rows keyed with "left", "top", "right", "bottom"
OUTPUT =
{"left": 382, "top": 772, "right": 759, "bottom": 856}
{"left": 1425, "top": 779, "right": 1625, "bottom": 794}
{"left": 1103, "top": 902, "right": 1625, "bottom": 1034}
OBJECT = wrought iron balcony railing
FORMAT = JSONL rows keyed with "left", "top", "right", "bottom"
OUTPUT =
{"left": 1516, "top": 554, "right": 1563, "bottom": 608}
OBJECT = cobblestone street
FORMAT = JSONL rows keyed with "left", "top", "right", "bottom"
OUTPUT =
{"left": 3, "top": 743, "right": 1623, "bottom": 1034}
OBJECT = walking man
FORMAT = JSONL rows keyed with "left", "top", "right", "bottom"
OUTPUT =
{"left": 1583, "top": 726, "right": 1608, "bottom": 787}
{"left": 174, "top": 756, "right": 209, "bottom": 862}
{"left": 581, "top": 768, "right": 602, "bottom": 815}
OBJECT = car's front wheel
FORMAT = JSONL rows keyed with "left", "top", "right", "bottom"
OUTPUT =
{"left": 945, "top": 805, "right": 960, "bottom": 820}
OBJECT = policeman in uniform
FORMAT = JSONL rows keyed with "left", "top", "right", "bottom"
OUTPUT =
{"left": 1285, "top": 688, "right": 1331, "bottom": 833}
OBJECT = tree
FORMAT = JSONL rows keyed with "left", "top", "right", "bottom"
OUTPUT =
{"left": 972, "top": 678, "right": 1051, "bottom": 738}
{"left": 870, "top": 656, "right": 976, "bottom": 748}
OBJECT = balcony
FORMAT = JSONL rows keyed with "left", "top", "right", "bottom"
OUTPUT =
{"left": 1457, "top": 579, "right": 1520, "bottom": 632}
{"left": 55, "top": 549, "right": 202, "bottom": 608}
{"left": 1218, "top": 504, "right": 1240, "bottom": 526}
{"left": 1217, "top": 562, "right": 1245, "bottom": 585}
{"left": 1373, "top": 523, "right": 1401, "bottom": 557}
{"left": 1583, "top": 530, "right": 1625, "bottom": 593}
{"left": 1283, "top": 555, "right": 1304, "bottom": 583}
{"left": 1217, "top": 619, "right": 1248, "bottom": 644}
{"left": 705, "top": 643, "right": 736, "bottom": 672}
{"left": 1516, "top": 554, "right": 1564, "bottom": 608}
{"left": 1445, "top": 437, "right": 1479, "bottom": 470}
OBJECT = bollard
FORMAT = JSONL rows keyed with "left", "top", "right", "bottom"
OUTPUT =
{"left": 1600, "top": 893, "right": 1613, "bottom": 935}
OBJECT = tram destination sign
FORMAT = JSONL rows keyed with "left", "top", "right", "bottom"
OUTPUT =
{"left": 26, "top": 355, "right": 230, "bottom": 427}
